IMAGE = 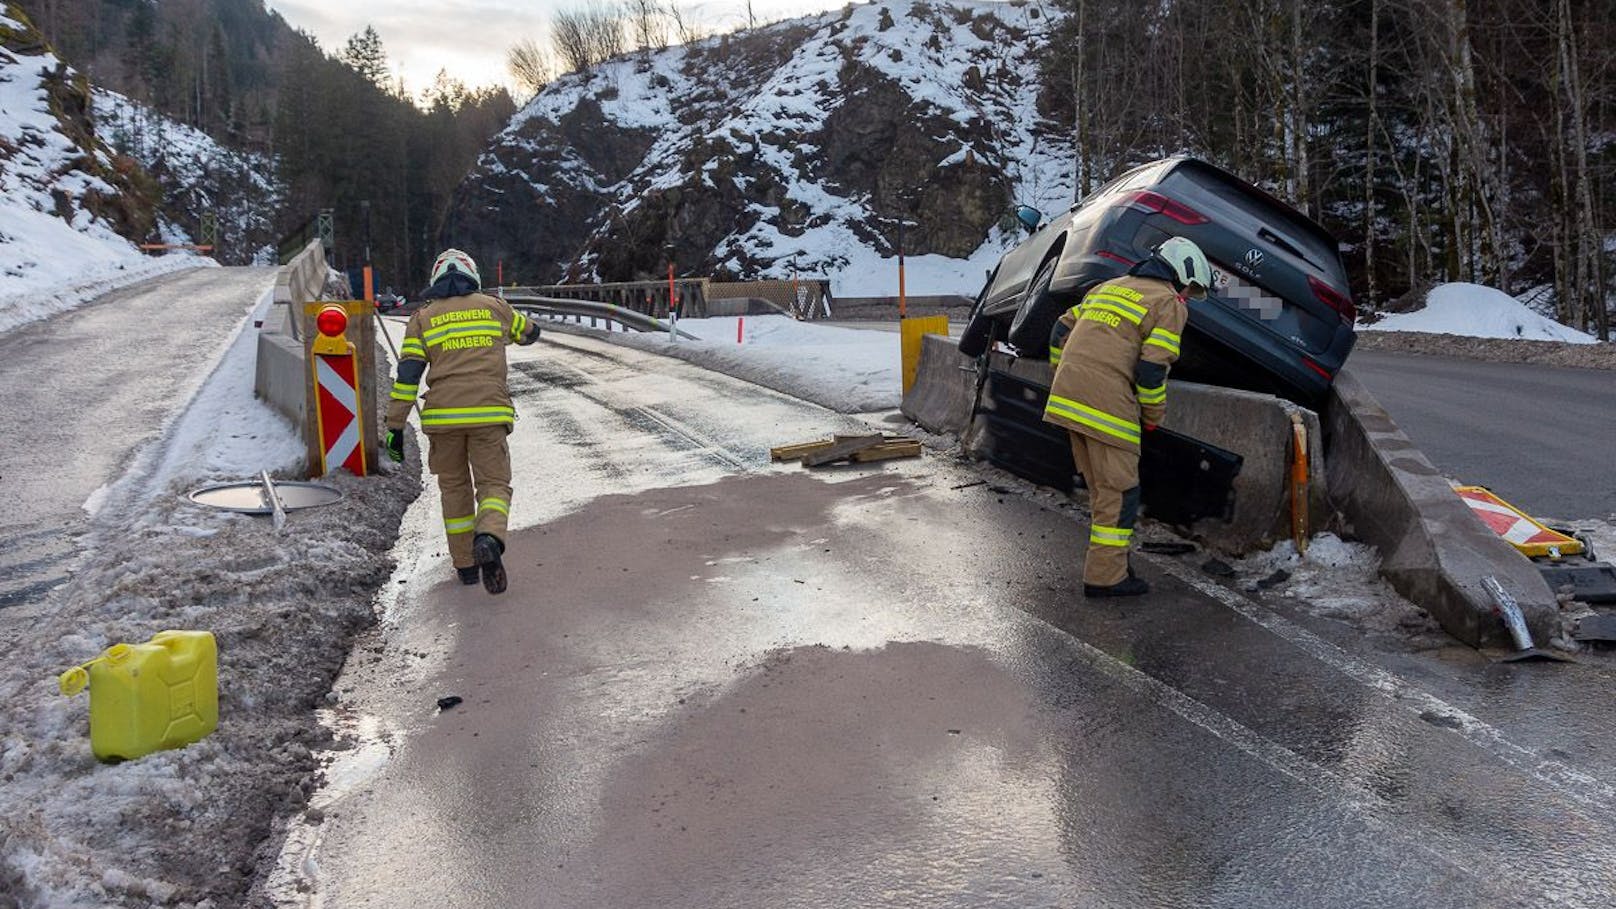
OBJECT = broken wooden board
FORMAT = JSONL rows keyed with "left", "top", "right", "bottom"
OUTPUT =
{"left": 770, "top": 439, "right": 837, "bottom": 462}
{"left": 849, "top": 439, "right": 922, "bottom": 463}
{"left": 801, "top": 435, "right": 886, "bottom": 467}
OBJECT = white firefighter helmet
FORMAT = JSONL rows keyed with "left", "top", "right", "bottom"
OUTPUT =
{"left": 1154, "top": 237, "right": 1210, "bottom": 299}
{"left": 430, "top": 248, "right": 481, "bottom": 288}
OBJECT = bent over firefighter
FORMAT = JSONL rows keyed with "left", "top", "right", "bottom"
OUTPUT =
{"left": 1042, "top": 237, "right": 1208, "bottom": 598}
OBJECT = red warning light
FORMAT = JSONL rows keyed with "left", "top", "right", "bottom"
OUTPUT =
{"left": 316, "top": 305, "right": 348, "bottom": 337}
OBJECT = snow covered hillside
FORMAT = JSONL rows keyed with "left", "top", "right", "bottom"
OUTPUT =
{"left": 1362, "top": 283, "right": 1602, "bottom": 344}
{"left": 447, "top": 0, "right": 1068, "bottom": 297}
{"left": 93, "top": 89, "right": 282, "bottom": 265}
{"left": 0, "top": 5, "right": 205, "bottom": 333}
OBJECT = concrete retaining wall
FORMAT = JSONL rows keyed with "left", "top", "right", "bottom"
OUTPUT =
{"left": 1325, "top": 369, "right": 1555, "bottom": 648}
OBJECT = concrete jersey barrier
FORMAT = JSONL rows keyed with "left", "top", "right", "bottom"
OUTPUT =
{"left": 901, "top": 334, "right": 1325, "bottom": 553}
{"left": 255, "top": 238, "right": 328, "bottom": 428}
{"left": 1325, "top": 369, "right": 1556, "bottom": 648}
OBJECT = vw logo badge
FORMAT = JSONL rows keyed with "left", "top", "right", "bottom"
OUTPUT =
{"left": 1243, "top": 248, "right": 1265, "bottom": 270}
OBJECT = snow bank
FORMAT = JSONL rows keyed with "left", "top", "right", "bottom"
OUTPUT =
{"left": 1362, "top": 283, "right": 1600, "bottom": 344}
{"left": 0, "top": 285, "right": 409, "bottom": 906}
{"left": 574, "top": 314, "right": 902, "bottom": 412}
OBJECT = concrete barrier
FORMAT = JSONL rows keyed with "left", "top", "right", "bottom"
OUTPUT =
{"left": 900, "top": 334, "right": 977, "bottom": 437}
{"left": 1325, "top": 369, "right": 1555, "bottom": 648}
{"left": 901, "top": 335, "right": 1324, "bottom": 552}
{"left": 977, "top": 351, "right": 1324, "bottom": 554}
{"left": 254, "top": 238, "right": 328, "bottom": 429}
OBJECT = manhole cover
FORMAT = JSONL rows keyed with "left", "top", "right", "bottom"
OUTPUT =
{"left": 188, "top": 481, "right": 343, "bottom": 514}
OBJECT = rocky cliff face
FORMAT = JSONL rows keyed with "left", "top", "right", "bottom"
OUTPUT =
{"left": 444, "top": 0, "right": 1071, "bottom": 295}
{"left": 0, "top": 4, "right": 159, "bottom": 246}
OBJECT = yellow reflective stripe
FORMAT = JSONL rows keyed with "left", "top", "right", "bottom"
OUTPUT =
{"left": 390, "top": 382, "right": 419, "bottom": 401}
{"left": 1049, "top": 346, "right": 1063, "bottom": 366}
{"left": 1087, "top": 290, "right": 1148, "bottom": 320}
{"left": 479, "top": 497, "right": 510, "bottom": 516}
{"left": 1090, "top": 524, "right": 1133, "bottom": 547}
{"left": 1081, "top": 301, "right": 1144, "bottom": 325}
{"left": 400, "top": 338, "right": 427, "bottom": 359}
{"left": 1045, "top": 394, "right": 1141, "bottom": 445}
{"left": 1146, "top": 328, "right": 1181, "bottom": 355}
{"left": 420, "top": 405, "right": 516, "bottom": 426}
{"left": 510, "top": 313, "right": 528, "bottom": 340}
{"left": 424, "top": 321, "right": 503, "bottom": 346}
{"left": 444, "top": 515, "right": 476, "bottom": 534}
{"left": 1135, "top": 383, "right": 1167, "bottom": 405}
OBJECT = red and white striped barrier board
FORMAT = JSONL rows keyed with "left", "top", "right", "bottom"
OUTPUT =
{"left": 1454, "top": 485, "right": 1582, "bottom": 558}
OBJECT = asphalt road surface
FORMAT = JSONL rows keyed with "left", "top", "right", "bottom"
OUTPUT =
{"left": 1347, "top": 349, "right": 1616, "bottom": 521}
{"left": 0, "top": 267, "right": 275, "bottom": 621}
{"left": 283, "top": 331, "right": 1616, "bottom": 908}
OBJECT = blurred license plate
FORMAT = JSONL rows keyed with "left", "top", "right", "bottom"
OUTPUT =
{"left": 1211, "top": 264, "right": 1284, "bottom": 322}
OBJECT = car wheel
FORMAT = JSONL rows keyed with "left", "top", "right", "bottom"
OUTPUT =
{"left": 958, "top": 310, "right": 998, "bottom": 358}
{"left": 1007, "top": 256, "right": 1068, "bottom": 357}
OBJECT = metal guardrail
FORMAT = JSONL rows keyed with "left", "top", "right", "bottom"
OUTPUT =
{"left": 506, "top": 295, "right": 698, "bottom": 340}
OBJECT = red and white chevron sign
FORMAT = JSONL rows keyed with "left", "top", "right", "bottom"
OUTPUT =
{"left": 315, "top": 351, "right": 366, "bottom": 476}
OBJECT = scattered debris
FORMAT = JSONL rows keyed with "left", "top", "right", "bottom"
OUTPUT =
{"left": 1201, "top": 558, "right": 1236, "bottom": 578}
{"left": 1141, "top": 541, "right": 1196, "bottom": 556}
{"left": 1572, "top": 614, "right": 1616, "bottom": 644}
{"left": 1255, "top": 569, "right": 1292, "bottom": 590}
{"left": 436, "top": 696, "right": 463, "bottom": 711}
{"left": 949, "top": 480, "right": 987, "bottom": 491}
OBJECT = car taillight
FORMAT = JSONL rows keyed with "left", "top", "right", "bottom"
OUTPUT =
{"left": 1119, "top": 190, "right": 1209, "bottom": 225}
{"left": 1308, "top": 276, "right": 1356, "bottom": 324}
{"left": 1096, "top": 250, "right": 1136, "bottom": 267}
{"left": 1302, "top": 357, "right": 1333, "bottom": 380}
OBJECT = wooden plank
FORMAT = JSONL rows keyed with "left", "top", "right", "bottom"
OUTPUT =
{"left": 771, "top": 439, "right": 835, "bottom": 462}
{"left": 850, "top": 439, "right": 922, "bottom": 463}
{"left": 801, "top": 434, "right": 885, "bottom": 467}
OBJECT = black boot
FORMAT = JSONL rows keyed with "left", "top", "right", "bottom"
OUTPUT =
{"left": 474, "top": 533, "right": 507, "bottom": 595}
{"left": 1084, "top": 576, "right": 1151, "bottom": 598}
{"left": 457, "top": 566, "right": 480, "bottom": 586}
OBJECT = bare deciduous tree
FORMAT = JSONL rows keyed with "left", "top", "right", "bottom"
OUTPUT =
{"left": 507, "top": 37, "right": 553, "bottom": 98}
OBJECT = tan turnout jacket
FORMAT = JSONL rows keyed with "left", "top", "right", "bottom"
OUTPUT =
{"left": 385, "top": 292, "right": 535, "bottom": 433}
{"left": 1041, "top": 275, "right": 1188, "bottom": 454}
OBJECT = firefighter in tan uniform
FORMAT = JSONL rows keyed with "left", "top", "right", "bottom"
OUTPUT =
{"left": 1042, "top": 237, "right": 1209, "bottom": 598}
{"left": 384, "top": 249, "right": 540, "bottom": 595}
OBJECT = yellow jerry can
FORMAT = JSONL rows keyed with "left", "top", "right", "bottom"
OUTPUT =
{"left": 58, "top": 630, "right": 219, "bottom": 762}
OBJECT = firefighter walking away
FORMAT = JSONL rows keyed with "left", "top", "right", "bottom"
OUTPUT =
{"left": 1042, "top": 237, "right": 1208, "bottom": 598}
{"left": 384, "top": 249, "right": 541, "bottom": 594}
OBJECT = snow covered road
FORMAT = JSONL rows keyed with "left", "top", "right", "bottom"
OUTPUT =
{"left": 0, "top": 267, "right": 277, "bottom": 618}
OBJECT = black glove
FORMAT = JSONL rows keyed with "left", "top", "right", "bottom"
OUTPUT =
{"left": 517, "top": 323, "right": 541, "bottom": 346}
{"left": 384, "top": 428, "right": 405, "bottom": 463}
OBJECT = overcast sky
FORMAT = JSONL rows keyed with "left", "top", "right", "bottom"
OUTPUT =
{"left": 265, "top": 0, "right": 856, "bottom": 100}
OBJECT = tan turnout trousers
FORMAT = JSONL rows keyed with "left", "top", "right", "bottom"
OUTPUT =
{"left": 1069, "top": 430, "right": 1140, "bottom": 586}
{"left": 428, "top": 425, "right": 512, "bottom": 569}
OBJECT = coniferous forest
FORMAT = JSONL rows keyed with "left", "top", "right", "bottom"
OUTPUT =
{"left": 16, "top": 0, "right": 1616, "bottom": 333}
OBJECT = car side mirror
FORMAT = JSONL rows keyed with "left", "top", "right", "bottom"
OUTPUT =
{"left": 1014, "top": 205, "right": 1042, "bottom": 233}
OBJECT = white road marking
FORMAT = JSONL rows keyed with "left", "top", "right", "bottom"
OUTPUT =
{"left": 1143, "top": 550, "right": 1616, "bottom": 815}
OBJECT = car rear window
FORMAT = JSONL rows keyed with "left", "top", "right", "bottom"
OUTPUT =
{"left": 1161, "top": 162, "right": 1347, "bottom": 283}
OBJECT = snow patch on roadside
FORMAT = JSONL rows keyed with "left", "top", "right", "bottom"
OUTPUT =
{"left": 573, "top": 314, "right": 902, "bottom": 412}
{"left": 1363, "top": 283, "right": 1601, "bottom": 343}
{"left": 0, "top": 21, "right": 216, "bottom": 335}
{"left": 1233, "top": 533, "right": 1393, "bottom": 622}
